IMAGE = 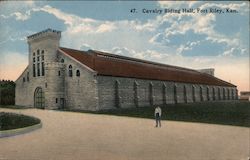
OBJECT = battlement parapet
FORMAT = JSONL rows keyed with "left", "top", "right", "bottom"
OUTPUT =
{"left": 27, "top": 28, "right": 61, "bottom": 42}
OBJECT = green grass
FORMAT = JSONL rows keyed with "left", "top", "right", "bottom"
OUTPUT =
{"left": 87, "top": 101, "right": 250, "bottom": 127}
{"left": 1, "top": 101, "right": 249, "bottom": 127}
{"left": 0, "top": 112, "right": 41, "bottom": 130}
{"left": 0, "top": 105, "right": 30, "bottom": 109}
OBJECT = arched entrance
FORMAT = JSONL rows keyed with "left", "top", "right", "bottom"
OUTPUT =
{"left": 34, "top": 87, "right": 45, "bottom": 109}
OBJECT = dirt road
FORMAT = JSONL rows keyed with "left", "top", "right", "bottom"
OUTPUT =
{"left": 0, "top": 108, "right": 249, "bottom": 160}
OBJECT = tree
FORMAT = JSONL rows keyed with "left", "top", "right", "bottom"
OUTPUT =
{"left": 0, "top": 80, "right": 15, "bottom": 105}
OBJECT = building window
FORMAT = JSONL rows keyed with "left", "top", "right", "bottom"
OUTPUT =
{"left": 42, "top": 55, "right": 44, "bottom": 61}
{"left": 37, "top": 63, "right": 40, "bottom": 76}
{"left": 37, "top": 49, "right": 40, "bottom": 55}
{"left": 207, "top": 87, "right": 210, "bottom": 101}
{"left": 200, "top": 86, "right": 203, "bottom": 101}
{"left": 23, "top": 77, "right": 25, "bottom": 82}
{"left": 41, "top": 50, "right": 44, "bottom": 54}
{"left": 134, "top": 81, "right": 139, "bottom": 107}
{"left": 33, "top": 63, "right": 36, "bottom": 77}
{"left": 192, "top": 85, "right": 195, "bottom": 102}
{"left": 223, "top": 88, "right": 226, "bottom": 100}
{"left": 61, "top": 59, "right": 64, "bottom": 63}
{"left": 56, "top": 98, "right": 58, "bottom": 103}
{"left": 76, "top": 70, "right": 80, "bottom": 77}
{"left": 218, "top": 88, "right": 221, "bottom": 100}
{"left": 149, "top": 83, "right": 153, "bottom": 105}
{"left": 213, "top": 87, "right": 215, "bottom": 100}
{"left": 68, "top": 65, "right": 73, "bottom": 77}
{"left": 27, "top": 72, "right": 29, "bottom": 82}
{"left": 37, "top": 56, "right": 40, "bottom": 62}
{"left": 41, "top": 62, "right": 44, "bottom": 76}
{"left": 115, "top": 80, "right": 120, "bottom": 108}
{"left": 184, "top": 85, "right": 187, "bottom": 103}
{"left": 162, "top": 83, "right": 167, "bottom": 105}
{"left": 174, "top": 84, "right": 177, "bottom": 104}
{"left": 33, "top": 52, "right": 35, "bottom": 56}
{"left": 45, "top": 82, "right": 47, "bottom": 88}
{"left": 231, "top": 89, "right": 234, "bottom": 100}
{"left": 58, "top": 71, "right": 61, "bottom": 76}
{"left": 33, "top": 57, "right": 35, "bottom": 62}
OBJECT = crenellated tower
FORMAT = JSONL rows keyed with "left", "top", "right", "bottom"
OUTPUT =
{"left": 27, "top": 29, "right": 65, "bottom": 109}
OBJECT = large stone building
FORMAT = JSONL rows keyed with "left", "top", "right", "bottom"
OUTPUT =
{"left": 15, "top": 29, "right": 238, "bottom": 111}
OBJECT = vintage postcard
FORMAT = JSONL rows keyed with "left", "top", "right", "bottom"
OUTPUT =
{"left": 0, "top": 1, "right": 249, "bottom": 160}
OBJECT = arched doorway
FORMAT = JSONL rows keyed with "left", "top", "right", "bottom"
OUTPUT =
{"left": 34, "top": 87, "right": 45, "bottom": 109}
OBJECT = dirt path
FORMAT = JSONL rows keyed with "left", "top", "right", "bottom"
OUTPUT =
{"left": 0, "top": 108, "right": 249, "bottom": 160}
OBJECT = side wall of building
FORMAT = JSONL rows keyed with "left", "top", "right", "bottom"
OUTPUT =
{"left": 97, "top": 76, "right": 237, "bottom": 110}
{"left": 58, "top": 52, "right": 99, "bottom": 111}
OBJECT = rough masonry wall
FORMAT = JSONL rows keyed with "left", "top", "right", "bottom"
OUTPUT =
{"left": 58, "top": 53, "right": 98, "bottom": 111}
{"left": 97, "top": 76, "right": 237, "bottom": 110}
{"left": 15, "top": 67, "right": 46, "bottom": 107}
{"left": 44, "top": 62, "right": 65, "bottom": 109}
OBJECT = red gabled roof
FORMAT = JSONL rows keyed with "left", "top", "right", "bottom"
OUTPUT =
{"left": 59, "top": 47, "right": 236, "bottom": 87}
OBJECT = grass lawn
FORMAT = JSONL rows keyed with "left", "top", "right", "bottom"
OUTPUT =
{"left": 0, "top": 112, "right": 41, "bottom": 130}
{"left": 93, "top": 101, "right": 250, "bottom": 127}
{"left": 1, "top": 101, "right": 249, "bottom": 127}
{"left": 0, "top": 105, "right": 29, "bottom": 109}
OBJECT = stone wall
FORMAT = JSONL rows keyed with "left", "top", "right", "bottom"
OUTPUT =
{"left": 15, "top": 67, "right": 46, "bottom": 108}
{"left": 58, "top": 52, "right": 99, "bottom": 111}
{"left": 97, "top": 76, "right": 237, "bottom": 110}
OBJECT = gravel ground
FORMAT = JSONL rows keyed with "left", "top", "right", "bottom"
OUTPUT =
{"left": 0, "top": 108, "right": 249, "bottom": 160}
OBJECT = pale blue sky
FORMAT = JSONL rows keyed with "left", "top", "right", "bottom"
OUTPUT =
{"left": 0, "top": 1, "right": 249, "bottom": 91}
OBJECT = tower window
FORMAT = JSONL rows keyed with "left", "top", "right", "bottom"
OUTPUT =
{"left": 42, "top": 55, "right": 44, "bottom": 61}
{"left": 27, "top": 72, "right": 29, "bottom": 82}
{"left": 33, "top": 57, "right": 35, "bottom": 62}
{"left": 33, "top": 52, "right": 35, "bottom": 56}
{"left": 41, "top": 62, "right": 44, "bottom": 76}
{"left": 37, "top": 56, "right": 40, "bottom": 62}
{"left": 58, "top": 71, "right": 61, "bottom": 76}
{"left": 68, "top": 65, "right": 73, "bottom": 77}
{"left": 61, "top": 59, "right": 64, "bottom": 63}
{"left": 56, "top": 98, "right": 58, "bottom": 103}
{"left": 37, "top": 49, "right": 40, "bottom": 55}
{"left": 33, "top": 63, "right": 36, "bottom": 77}
{"left": 37, "top": 63, "right": 40, "bottom": 76}
{"left": 41, "top": 50, "right": 44, "bottom": 54}
{"left": 76, "top": 70, "right": 80, "bottom": 77}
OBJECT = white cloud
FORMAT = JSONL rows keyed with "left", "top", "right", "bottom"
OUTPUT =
{"left": 80, "top": 43, "right": 92, "bottom": 51}
{"left": 39, "top": 5, "right": 117, "bottom": 34}
{"left": 0, "top": 11, "right": 31, "bottom": 21}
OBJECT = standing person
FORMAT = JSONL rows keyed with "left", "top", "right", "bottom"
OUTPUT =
{"left": 154, "top": 106, "right": 162, "bottom": 127}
